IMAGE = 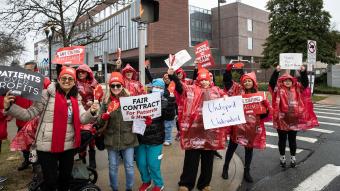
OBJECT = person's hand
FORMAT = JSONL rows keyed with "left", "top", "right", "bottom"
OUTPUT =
{"left": 3, "top": 91, "right": 16, "bottom": 110}
{"left": 86, "top": 101, "right": 93, "bottom": 107}
{"left": 101, "top": 113, "right": 110, "bottom": 121}
{"left": 300, "top": 65, "right": 306, "bottom": 72}
{"left": 145, "top": 116, "right": 152, "bottom": 126}
{"left": 90, "top": 102, "right": 99, "bottom": 114}
{"left": 226, "top": 64, "right": 233, "bottom": 71}
{"left": 262, "top": 99, "right": 270, "bottom": 108}
{"left": 276, "top": 65, "right": 281, "bottom": 72}
{"left": 168, "top": 68, "right": 175, "bottom": 75}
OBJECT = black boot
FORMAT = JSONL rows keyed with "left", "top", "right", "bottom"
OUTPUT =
{"left": 18, "top": 160, "right": 30, "bottom": 171}
{"left": 222, "top": 165, "right": 229, "bottom": 179}
{"left": 244, "top": 168, "right": 253, "bottom": 183}
{"left": 89, "top": 149, "right": 96, "bottom": 169}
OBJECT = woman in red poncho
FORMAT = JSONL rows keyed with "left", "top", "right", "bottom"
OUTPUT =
{"left": 269, "top": 65, "right": 318, "bottom": 168}
{"left": 121, "top": 64, "right": 145, "bottom": 96}
{"left": 168, "top": 67, "right": 227, "bottom": 191}
{"left": 221, "top": 64, "right": 270, "bottom": 182}
{"left": 76, "top": 64, "right": 99, "bottom": 169}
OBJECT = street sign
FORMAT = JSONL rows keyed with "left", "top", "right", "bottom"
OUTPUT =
{"left": 307, "top": 40, "right": 316, "bottom": 65}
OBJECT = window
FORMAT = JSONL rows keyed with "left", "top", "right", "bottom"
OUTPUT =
{"left": 247, "top": 37, "right": 253, "bottom": 50}
{"left": 247, "top": 19, "right": 253, "bottom": 32}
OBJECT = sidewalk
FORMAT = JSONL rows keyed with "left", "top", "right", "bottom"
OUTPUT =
{"left": 315, "top": 94, "right": 340, "bottom": 105}
{"left": 95, "top": 138, "right": 244, "bottom": 191}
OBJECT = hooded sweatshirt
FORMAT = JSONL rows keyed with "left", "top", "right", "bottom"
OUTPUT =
{"left": 121, "top": 64, "right": 145, "bottom": 96}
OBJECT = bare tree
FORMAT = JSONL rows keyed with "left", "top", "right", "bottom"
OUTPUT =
{"left": 0, "top": 0, "right": 132, "bottom": 47}
{"left": 0, "top": 32, "right": 25, "bottom": 64}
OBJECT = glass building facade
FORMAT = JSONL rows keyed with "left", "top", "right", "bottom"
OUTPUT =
{"left": 189, "top": 5, "right": 212, "bottom": 46}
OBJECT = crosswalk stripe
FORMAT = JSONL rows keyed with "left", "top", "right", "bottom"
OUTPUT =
{"left": 293, "top": 164, "right": 340, "bottom": 191}
{"left": 317, "top": 115, "right": 340, "bottom": 121}
{"left": 265, "top": 144, "right": 303, "bottom": 153}
{"left": 314, "top": 108, "right": 340, "bottom": 112}
{"left": 266, "top": 132, "right": 317, "bottom": 143}
{"left": 264, "top": 122, "right": 334, "bottom": 133}
{"left": 314, "top": 111, "right": 340, "bottom": 116}
{"left": 319, "top": 121, "right": 340, "bottom": 127}
{"left": 314, "top": 103, "right": 340, "bottom": 108}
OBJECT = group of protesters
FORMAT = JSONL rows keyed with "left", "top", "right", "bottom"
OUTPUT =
{"left": 0, "top": 57, "right": 319, "bottom": 191}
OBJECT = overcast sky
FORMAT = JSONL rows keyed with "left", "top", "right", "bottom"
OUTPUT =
{"left": 4, "top": 0, "right": 340, "bottom": 63}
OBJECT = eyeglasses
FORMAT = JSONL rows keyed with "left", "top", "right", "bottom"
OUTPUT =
{"left": 110, "top": 84, "right": 122, "bottom": 89}
{"left": 60, "top": 77, "right": 75, "bottom": 82}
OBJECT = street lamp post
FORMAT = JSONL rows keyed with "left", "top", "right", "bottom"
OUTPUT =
{"left": 118, "top": 25, "right": 126, "bottom": 49}
{"left": 44, "top": 25, "right": 55, "bottom": 80}
{"left": 218, "top": 0, "right": 226, "bottom": 75}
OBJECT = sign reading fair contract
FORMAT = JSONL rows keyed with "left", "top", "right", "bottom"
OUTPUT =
{"left": 195, "top": 40, "right": 215, "bottom": 68}
{"left": 242, "top": 92, "right": 267, "bottom": 114}
{"left": 0, "top": 66, "right": 44, "bottom": 101}
{"left": 120, "top": 92, "right": 162, "bottom": 121}
{"left": 164, "top": 50, "right": 192, "bottom": 70}
{"left": 203, "top": 96, "right": 246, "bottom": 130}
{"left": 279, "top": 53, "right": 303, "bottom": 70}
{"left": 52, "top": 46, "right": 85, "bottom": 65}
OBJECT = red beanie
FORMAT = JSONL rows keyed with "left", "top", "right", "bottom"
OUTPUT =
{"left": 59, "top": 67, "right": 76, "bottom": 80}
{"left": 109, "top": 72, "right": 124, "bottom": 85}
{"left": 197, "top": 68, "right": 211, "bottom": 82}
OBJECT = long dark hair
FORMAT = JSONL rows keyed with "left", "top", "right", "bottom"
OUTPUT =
{"left": 55, "top": 83, "right": 78, "bottom": 98}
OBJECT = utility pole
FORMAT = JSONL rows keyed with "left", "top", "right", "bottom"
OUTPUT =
{"left": 138, "top": 23, "right": 146, "bottom": 85}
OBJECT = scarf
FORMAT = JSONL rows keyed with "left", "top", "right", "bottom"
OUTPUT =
{"left": 51, "top": 91, "right": 81, "bottom": 153}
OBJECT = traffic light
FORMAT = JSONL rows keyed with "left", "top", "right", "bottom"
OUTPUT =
{"left": 131, "top": 0, "right": 159, "bottom": 23}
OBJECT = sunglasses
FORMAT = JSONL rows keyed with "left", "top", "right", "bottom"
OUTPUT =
{"left": 60, "top": 77, "right": 75, "bottom": 82}
{"left": 110, "top": 84, "right": 122, "bottom": 89}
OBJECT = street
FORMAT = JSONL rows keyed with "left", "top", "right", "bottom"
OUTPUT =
{"left": 237, "top": 103, "right": 340, "bottom": 191}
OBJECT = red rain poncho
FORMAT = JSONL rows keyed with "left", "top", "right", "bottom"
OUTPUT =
{"left": 122, "top": 64, "right": 145, "bottom": 96}
{"left": 177, "top": 79, "right": 227, "bottom": 150}
{"left": 269, "top": 74, "right": 318, "bottom": 131}
{"left": 224, "top": 72, "right": 269, "bottom": 149}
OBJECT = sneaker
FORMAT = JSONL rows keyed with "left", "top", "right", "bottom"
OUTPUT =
{"left": 139, "top": 182, "right": 152, "bottom": 191}
{"left": 151, "top": 186, "right": 164, "bottom": 191}
{"left": 163, "top": 141, "right": 171, "bottom": 146}
{"left": 18, "top": 160, "right": 31, "bottom": 171}
{"left": 280, "top": 155, "right": 286, "bottom": 168}
{"left": 178, "top": 186, "right": 189, "bottom": 191}
{"left": 0, "top": 176, "right": 7, "bottom": 183}
{"left": 201, "top": 186, "right": 212, "bottom": 191}
{"left": 290, "top": 156, "right": 296, "bottom": 168}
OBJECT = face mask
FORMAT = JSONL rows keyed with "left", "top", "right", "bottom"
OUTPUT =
{"left": 152, "top": 87, "right": 164, "bottom": 96}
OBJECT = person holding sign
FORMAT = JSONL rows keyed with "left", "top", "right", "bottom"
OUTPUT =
{"left": 269, "top": 65, "right": 318, "bottom": 168}
{"left": 3, "top": 67, "right": 99, "bottom": 191}
{"left": 97, "top": 72, "right": 138, "bottom": 191}
{"left": 135, "top": 78, "right": 176, "bottom": 191}
{"left": 121, "top": 64, "right": 146, "bottom": 96}
{"left": 222, "top": 64, "right": 270, "bottom": 182}
{"left": 168, "top": 67, "right": 227, "bottom": 191}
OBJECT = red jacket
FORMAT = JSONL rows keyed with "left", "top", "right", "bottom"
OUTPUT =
{"left": 76, "top": 64, "right": 98, "bottom": 110}
{"left": 122, "top": 64, "right": 145, "bottom": 96}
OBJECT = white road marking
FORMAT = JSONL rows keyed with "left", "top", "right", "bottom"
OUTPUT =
{"left": 265, "top": 144, "right": 303, "bottom": 153}
{"left": 266, "top": 132, "right": 317, "bottom": 143}
{"left": 314, "top": 111, "right": 340, "bottom": 116}
{"left": 317, "top": 115, "right": 340, "bottom": 121}
{"left": 264, "top": 122, "right": 334, "bottom": 133}
{"left": 314, "top": 108, "right": 340, "bottom": 112}
{"left": 293, "top": 164, "right": 340, "bottom": 191}
{"left": 319, "top": 121, "right": 340, "bottom": 127}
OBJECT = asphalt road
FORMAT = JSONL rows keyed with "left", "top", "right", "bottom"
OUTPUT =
{"left": 236, "top": 103, "right": 340, "bottom": 191}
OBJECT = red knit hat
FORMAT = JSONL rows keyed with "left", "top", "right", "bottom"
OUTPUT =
{"left": 197, "top": 68, "right": 211, "bottom": 82}
{"left": 59, "top": 66, "right": 76, "bottom": 80}
{"left": 109, "top": 72, "right": 124, "bottom": 85}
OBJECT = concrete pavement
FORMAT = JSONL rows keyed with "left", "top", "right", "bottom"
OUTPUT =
{"left": 95, "top": 138, "right": 244, "bottom": 191}
{"left": 315, "top": 94, "right": 340, "bottom": 105}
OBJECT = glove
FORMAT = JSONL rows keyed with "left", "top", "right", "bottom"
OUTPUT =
{"left": 262, "top": 99, "right": 270, "bottom": 108}
{"left": 101, "top": 113, "right": 110, "bottom": 121}
{"left": 145, "top": 116, "right": 152, "bottom": 126}
{"left": 226, "top": 64, "right": 233, "bottom": 71}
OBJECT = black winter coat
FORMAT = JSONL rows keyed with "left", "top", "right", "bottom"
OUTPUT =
{"left": 137, "top": 95, "right": 176, "bottom": 145}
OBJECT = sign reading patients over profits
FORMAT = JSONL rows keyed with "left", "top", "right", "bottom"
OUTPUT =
{"left": 279, "top": 53, "right": 303, "bottom": 70}
{"left": 195, "top": 40, "right": 215, "bottom": 68}
{"left": 164, "top": 50, "right": 192, "bottom": 71}
{"left": 120, "top": 92, "right": 162, "bottom": 121}
{"left": 0, "top": 66, "right": 44, "bottom": 101}
{"left": 202, "top": 96, "right": 246, "bottom": 130}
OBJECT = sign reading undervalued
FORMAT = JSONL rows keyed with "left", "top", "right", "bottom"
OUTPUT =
{"left": 0, "top": 66, "right": 44, "bottom": 101}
